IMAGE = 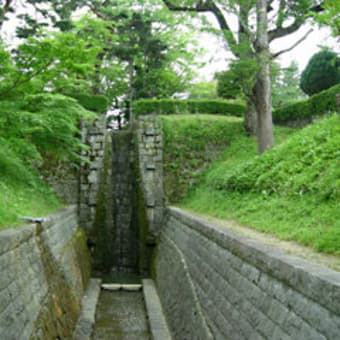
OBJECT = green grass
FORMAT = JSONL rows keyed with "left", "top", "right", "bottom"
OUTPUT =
{"left": 161, "top": 115, "right": 245, "bottom": 203}
{"left": 0, "top": 142, "right": 62, "bottom": 229}
{"left": 176, "top": 114, "right": 340, "bottom": 255}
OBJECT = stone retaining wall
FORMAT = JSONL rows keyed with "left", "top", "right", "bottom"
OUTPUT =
{"left": 137, "top": 116, "right": 164, "bottom": 239}
{"left": 0, "top": 206, "right": 91, "bottom": 340}
{"left": 155, "top": 207, "right": 340, "bottom": 340}
{"left": 79, "top": 116, "right": 107, "bottom": 231}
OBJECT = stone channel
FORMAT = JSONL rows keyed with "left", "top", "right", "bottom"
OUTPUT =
{"left": 92, "top": 290, "right": 150, "bottom": 340}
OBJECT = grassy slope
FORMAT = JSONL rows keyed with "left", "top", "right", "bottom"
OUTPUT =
{"left": 0, "top": 143, "right": 62, "bottom": 229}
{"left": 162, "top": 115, "right": 245, "bottom": 203}
{"left": 169, "top": 114, "right": 340, "bottom": 255}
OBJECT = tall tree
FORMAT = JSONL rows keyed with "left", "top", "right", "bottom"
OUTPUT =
{"left": 162, "top": 0, "right": 324, "bottom": 153}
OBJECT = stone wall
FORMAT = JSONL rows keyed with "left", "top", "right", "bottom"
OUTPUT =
{"left": 0, "top": 206, "right": 91, "bottom": 340}
{"left": 155, "top": 207, "right": 340, "bottom": 340}
{"left": 43, "top": 161, "right": 79, "bottom": 205}
{"left": 79, "top": 116, "right": 107, "bottom": 231}
{"left": 137, "top": 115, "right": 164, "bottom": 240}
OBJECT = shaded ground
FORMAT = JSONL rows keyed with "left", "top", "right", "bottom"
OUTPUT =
{"left": 92, "top": 290, "right": 150, "bottom": 340}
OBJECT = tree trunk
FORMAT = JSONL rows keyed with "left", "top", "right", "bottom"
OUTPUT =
{"left": 255, "top": 0, "right": 274, "bottom": 153}
{"left": 244, "top": 99, "right": 258, "bottom": 135}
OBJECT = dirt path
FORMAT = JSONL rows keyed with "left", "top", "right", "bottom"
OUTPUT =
{"left": 184, "top": 209, "right": 340, "bottom": 272}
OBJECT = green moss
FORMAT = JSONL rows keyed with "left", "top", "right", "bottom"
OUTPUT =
{"left": 31, "top": 223, "right": 83, "bottom": 339}
{"left": 90, "top": 133, "right": 115, "bottom": 272}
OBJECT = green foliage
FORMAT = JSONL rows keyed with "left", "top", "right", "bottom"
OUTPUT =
{"left": 180, "top": 115, "right": 340, "bottom": 254}
{"left": 162, "top": 115, "right": 245, "bottom": 202}
{"left": 133, "top": 99, "right": 246, "bottom": 116}
{"left": 208, "top": 115, "right": 340, "bottom": 200}
{"left": 67, "top": 93, "right": 109, "bottom": 113}
{"left": 216, "top": 69, "right": 243, "bottom": 99}
{"left": 0, "top": 139, "right": 62, "bottom": 228}
{"left": 272, "top": 62, "right": 307, "bottom": 109}
{"left": 188, "top": 81, "right": 218, "bottom": 99}
{"left": 215, "top": 57, "right": 260, "bottom": 100}
{"left": 273, "top": 84, "right": 340, "bottom": 123}
{"left": 316, "top": 0, "right": 340, "bottom": 36}
{"left": 300, "top": 50, "right": 340, "bottom": 96}
{"left": 0, "top": 94, "right": 94, "bottom": 163}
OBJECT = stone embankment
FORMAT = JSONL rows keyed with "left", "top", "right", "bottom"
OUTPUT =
{"left": 155, "top": 207, "right": 340, "bottom": 340}
{"left": 0, "top": 206, "right": 91, "bottom": 340}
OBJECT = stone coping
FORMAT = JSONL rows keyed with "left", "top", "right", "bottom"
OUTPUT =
{"left": 0, "top": 205, "right": 77, "bottom": 256}
{"left": 74, "top": 278, "right": 102, "bottom": 340}
{"left": 142, "top": 279, "right": 172, "bottom": 340}
{"left": 167, "top": 207, "right": 340, "bottom": 317}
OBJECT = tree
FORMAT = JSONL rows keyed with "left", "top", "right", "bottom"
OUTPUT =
{"left": 300, "top": 49, "right": 340, "bottom": 96}
{"left": 162, "top": 0, "right": 324, "bottom": 153}
{"left": 272, "top": 61, "right": 306, "bottom": 108}
{"left": 84, "top": 1, "right": 198, "bottom": 101}
{"left": 1, "top": 1, "right": 198, "bottom": 104}
{"left": 216, "top": 69, "right": 242, "bottom": 99}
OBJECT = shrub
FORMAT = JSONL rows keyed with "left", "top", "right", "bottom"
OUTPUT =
{"left": 273, "top": 84, "right": 340, "bottom": 123}
{"left": 66, "top": 93, "right": 110, "bottom": 113}
{"left": 300, "top": 50, "right": 340, "bottom": 96}
{"left": 132, "top": 99, "right": 245, "bottom": 117}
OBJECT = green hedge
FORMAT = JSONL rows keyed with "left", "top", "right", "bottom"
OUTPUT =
{"left": 273, "top": 84, "right": 340, "bottom": 123}
{"left": 132, "top": 99, "right": 246, "bottom": 117}
{"left": 67, "top": 93, "right": 110, "bottom": 113}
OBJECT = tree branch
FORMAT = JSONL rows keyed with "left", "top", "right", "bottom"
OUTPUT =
{"left": 89, "top": 5, "right": 109, "bottom": 20}
{"left": 268, "top": 16, "right": 305, "bottom": 42}
{"left": 271, "top": 28, "right": 313, "bottom": 58}
{"left": 269, "top": 3, "right": 324, "bottom": 42}
{"left": 0, "top": 0, "right": 13, "bottom": 29}
{"left": 162, "top": 0, "right": 238, "bottom": 56}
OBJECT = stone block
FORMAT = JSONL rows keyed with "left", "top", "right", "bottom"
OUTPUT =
{"left": 145, "top": 127, "right": 155, "bottom": 136}
{"left": 145, "top": 163, "right": 156, "bottom": 171}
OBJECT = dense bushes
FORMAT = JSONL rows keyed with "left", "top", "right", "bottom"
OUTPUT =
{"left": 300, "top": 50, "right": 340, "bottom": 96}
{"left": 0, "top": 93, "right": 94, "bottom": 164}
{"left": 67, "top": 93, "right": 110, "bottom": 113}
{"left": 132, "top": 99, "right": 245, "bottom": 117}
{"left": 273, "top": 84, "right": 340, "bottom": 123}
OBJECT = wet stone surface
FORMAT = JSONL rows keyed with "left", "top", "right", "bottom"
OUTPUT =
{"left": 92, "top": 291, "right": 150, "bottom": 340}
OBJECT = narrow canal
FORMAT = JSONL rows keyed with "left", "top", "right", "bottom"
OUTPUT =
{"left": 92, "top": 290, "right": 150, "bottom": 340}
{"left": 92, "top": 273, "right": 150, "bottom": 339}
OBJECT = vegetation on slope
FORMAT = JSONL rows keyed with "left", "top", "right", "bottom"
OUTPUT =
{"left": 178, "top": 114, "right": 340, "bottom": 254}
{"left": 162, "top": 115, "right": 245, "bottom": 203}
{"left": 0, "top": 94, "right": 94, "bottom": 229}
{"left": 0, "top": 142, "right": 62, "bottom": 229}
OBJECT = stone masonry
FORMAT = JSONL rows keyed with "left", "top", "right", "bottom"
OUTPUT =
{"left": 155, "top": 207, "right": 340, "bottom": 340}
{"left": 137, "top": 115, "right": 164, "bottom": 239}
{"left": 0, "top": 207, "right": 91, "bottom": 340}
{"left": 79, "top": 116, "right": 107, "bottom": 231}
